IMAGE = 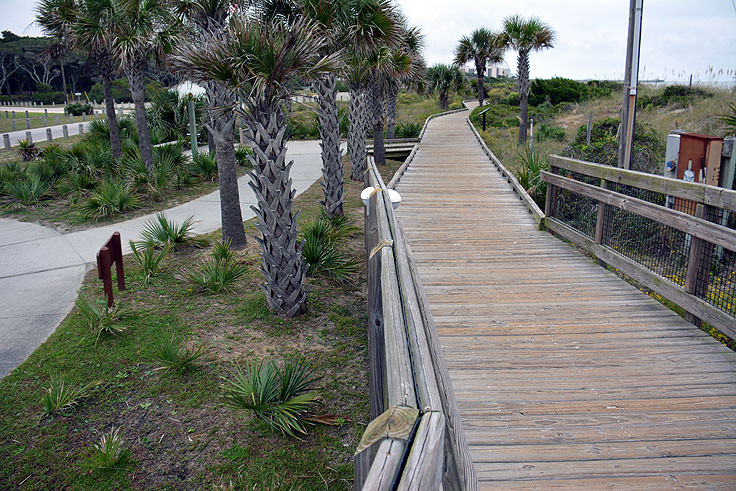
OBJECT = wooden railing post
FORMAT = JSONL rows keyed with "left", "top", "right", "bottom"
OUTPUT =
{"left": 544, "top": 178, "right": 557, "bottom": 219}
{"left": 594, "top": 179, "right": 608, "bottom": 245}
{"left": 684, "top": 204, "right": 715, "bottom": 326}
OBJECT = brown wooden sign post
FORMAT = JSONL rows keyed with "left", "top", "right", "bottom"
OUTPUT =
{"left": 97, "top": 232, "right": 125, "bottom": 308}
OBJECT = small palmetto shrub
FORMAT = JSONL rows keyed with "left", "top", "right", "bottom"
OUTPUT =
{"left": 234, "top": 146, "right": 253, "bottom": 167}
{"left": 57, "top": 171, "right": 96, "bottom": 198}
{"left": 190, "top": 151, "right": 218, "bottom": 181}
{"left": 76, "top": 295, "right": 125, "bottom": 344}
{"left": 221, "top": 356, "right": 320, "bottom": 437}
{"left": 129, "top": 240, "right": 171, "bottom": 287}
{"left": 212, "top": 238, "right": 234, "bottom": 263}
{"left": 184, "top": 258, "right": 248, "bottom": 294}
{"left": 16, "top": 139, "right": 39, "bottom": 161}
{"left": 154, "top": 334, "right": 207, "bottom": 372}
{"left": 137, "top": 213, "right": 208, "bottom": 249}
{"left": 87, "top": 426, "right": 128, "bottom": 470}
{"left": 81, "top": 178, "right": 140, "bottom": 219}
{"left": 721, "top": 102, "right": 736, "bottom": 136}
{"left": 517, "top": 147, "right": 548, "bottom": 208}
{"left": 300, "top": 217, "right": 359, "bottom": 282}
{"left": 42, "top": 376, "right": 99, "bottom": 416}
{"left": 394, "top": 121, "right": 422, "bottom": 139}
{"left": 5, "top": 175, "right": 50, "bottom": 209}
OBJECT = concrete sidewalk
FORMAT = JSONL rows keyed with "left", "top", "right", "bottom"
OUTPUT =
{"left": 0, "top": 140, "right": 327, "bottom": 378}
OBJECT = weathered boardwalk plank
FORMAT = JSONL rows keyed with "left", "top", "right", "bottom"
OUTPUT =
{"left": 394, "top": 109, "right": 736, "bottom": 488}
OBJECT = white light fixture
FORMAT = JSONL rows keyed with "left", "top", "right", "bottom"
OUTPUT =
{"left": 361, "top": 187, "right": 376, "bottom": 208}
{"left": 387, "top": 189, "right": 402, "bottom": 209}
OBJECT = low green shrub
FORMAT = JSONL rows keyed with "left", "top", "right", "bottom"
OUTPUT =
{"left": 65, "top": 102, "right": 92, "bottom": 116}
{"left": 190, "top": 152, "right": 218, "bottom": 181}
{"left": 516, "top": 147, "right": 548, "bottom": 209}
{"left": 300, "top": 216, "right": 359, "bottom": 283}
{"left": 42, "top": 376, "right": 99, "bottom": 416}
{"left": 137, "top": 213, "right": 208, "bottom": 249}
{"left": 87, "top": 427, "right": 128, "bottom": 470}
{"left": 130, "top": 240, "right": 171, "bottom": 287}
{"left": 5, "top": 175, "right": 50, "bottom": 209}
{"left": 184, "top": 257, "right": 248, "bottom": 293}
{"left": 81, "top": 177, "right": 140, "bottom": 219}
{"left": 16, "top": 139, "right": 39, "bottom": 161}
{"left": 536, "top": 123, "right": 566, "bottom": 142}
{"left": 76, "top": 295, "right": 126, "bottom": 344}
{"left": 221, "top": 356, "right": 320, "bottom": 437}
{"left": 154, "top": 334, "right": 207, "bottom": 372}
{"left": 394, "top": 122, "right": 422, "bottom": 139}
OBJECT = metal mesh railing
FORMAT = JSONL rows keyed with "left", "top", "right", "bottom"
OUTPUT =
{"left": 552, "top": 168, "right": 600, "bottom": 239}
{"left": 547, "top": 161, "right": 736, "bottom": 321}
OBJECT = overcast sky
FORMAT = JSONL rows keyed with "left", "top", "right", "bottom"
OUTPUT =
{"left": 2, "top": 0, "right": 735, "bottom": 84}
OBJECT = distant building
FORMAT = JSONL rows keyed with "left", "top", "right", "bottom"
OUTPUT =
{"left": 460, "top": 63, "right": 511, "bottom": 78}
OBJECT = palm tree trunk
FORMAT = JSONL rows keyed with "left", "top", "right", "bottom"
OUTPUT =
{"left": 125, "top": 56, "right": 154, "bottom": 172}
{"left": 369, "top": 81, "right": 386, "bottom": 166}
{"left": 517, "top": 48, "right": 531, "bottom": 145}
{"left": 60, "top": 60, "right": 69, "bottom": 105}
{"left": 315, "top": 72, "right": 344, "bottom": 218}
{"left": 205, "top": 81, "right": 246, "bottom": 249}
{"left": 440, "top": 90, "right": 449, "bottom": 110}
{"left": 348, "top": 84, "right": 367, "bottom": 182}
{"left": 476, "top": 58, "right": 486, "bottom": 107}
{"left": 385, "top": 85, "right": 398, "bottom": 139}
{"left": 102, "top": 75, "right": 123, "bottom": 159}
{"left": 246, "top": 100, "right": 308, "bottom": 317}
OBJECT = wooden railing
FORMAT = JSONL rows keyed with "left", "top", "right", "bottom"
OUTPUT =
{"left": 542, "top": 155, "right": 736, "bottom": 339}
{"left": 355, "top": 155, "right": 476, "bottom": 490}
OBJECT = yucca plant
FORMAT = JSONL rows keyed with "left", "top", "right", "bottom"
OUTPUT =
{"left": 184, "top": 258, "right": 248, "bottom": 294}
{"left": 5, "top": 175, "right": 50, "bottom": 209}
{"left": 42, "top": 376, "right": 99, "bottom": 416}
{"left": 129, "top": 240, "right": 171, "bottom": 287}
{"left": 76, "top": 295, "right": 125, "bottom": 344}
{"left": 154, "top": 334, "right": 207, "bottom": 372}
{"left": 300, "top": 217, "right": 359, "bottom": 282}
{"left": 137, "top": 213, "right": 209, "bottom": 249}
{"left": 81, "top": 177, "right": 140, "bottom": 219}
{"left": 57, "top": 171, "right": 96, "bottom": 199}
{"left": 517, "top": 147, "right": 548, "bottom": 208}
{"left": 88, "top": 426, "right": 128, "bottom": 470}
{"left": 190, "top": 151, "right": 218, "bottom": 181}
{"left": 221, "top": 356, "right": 320, "bottom": 437}
{"left": 16, "top": 139, "right": 39, "bottom": 161}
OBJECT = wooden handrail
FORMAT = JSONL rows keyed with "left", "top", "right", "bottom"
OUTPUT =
{"left": 355, "top": 155, "right": 477, "bottom": 490}
{"left": 550, "top": 155, "right": 736, "bottom": 212}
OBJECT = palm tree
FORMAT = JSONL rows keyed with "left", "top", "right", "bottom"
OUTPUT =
{"left": 427, "top": 64, "right": 463, "bottom": 110}
{"left": 299, "top": 0, "right": 346, "bottom": 218}
{"left": 110, "top": 0, "right": 177, "bottom": 172}
{"left": 172, "top": 12, "right": 340, "bottom": 317}
{"left": 173, "top": 0, "right": 247, "bottom": 249}
{"left": 343, "top": 0, "right": 399, "bottom": 180}
{"left": 454, "top": 28, "right": 504, "bottom": 108}
{"left": 385, "top": 25, "right": 424, "bottom": 139}
{"left": 36, "top": 0, "right": 125, "bottom": 159}
{"left": 500, "top": 15, "right": 555, "bottom": 145}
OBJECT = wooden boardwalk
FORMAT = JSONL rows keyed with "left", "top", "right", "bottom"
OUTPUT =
{"left": 394, "top": 110, "right": 736, "bottom": 489}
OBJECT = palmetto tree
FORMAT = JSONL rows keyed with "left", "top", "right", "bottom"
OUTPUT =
{"left": 500, "top": 14, "right": 555, "bottom": 145}
{"left": 454, "top": 28, "right": 504, "bottom": 108}
{"left": 427, "top": 64, "right": 463, "bottom": 110}
{"left": 299, "top": 0, "right": 346, "bottom": 218}
{"left": 172, "top": 0, "right": 247, "bottom": 249}
{"left": 110, "top": 0, "right": 177, "bottom": 172}
{"left": 36, "top": 0, "right": 125, "bottom": 158}
{"left": 343, "top": 0, "right": 399, "bottom": 180}
{"left": 173, "top": 12, "right": 340, "bottom": 317}
{"left": 384, "top": 25, "right": 424, "bottom": 139}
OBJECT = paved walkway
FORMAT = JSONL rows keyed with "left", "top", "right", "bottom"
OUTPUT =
{"left": 0, "top": 140, "right": 325, "bottom": 377}
{"left": 3, "top": 121, "right": 93, "bottom": 147}
{"left": 394, "top": 110, "right": 736, "bottom": 488}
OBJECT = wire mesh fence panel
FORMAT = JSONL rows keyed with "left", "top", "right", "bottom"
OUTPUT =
{"left": 695, "top": 206, "right": 736, "bottom": 317}
{"left": 552, "top": 168, "right": 600, "bottom": 239}
{"left": 602, "top": 204, "right": 690, "bottom": 287}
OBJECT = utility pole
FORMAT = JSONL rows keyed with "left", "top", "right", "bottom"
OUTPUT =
{"left": 618, "top": 0, "right": 644, "bottom": 169}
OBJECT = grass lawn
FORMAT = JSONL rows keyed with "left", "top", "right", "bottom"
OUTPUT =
{"left": 0, "top": 157, "right": 409, "bottom": 490}
{"left": 0, "top": 112, "right": 104, "bottom": 133}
